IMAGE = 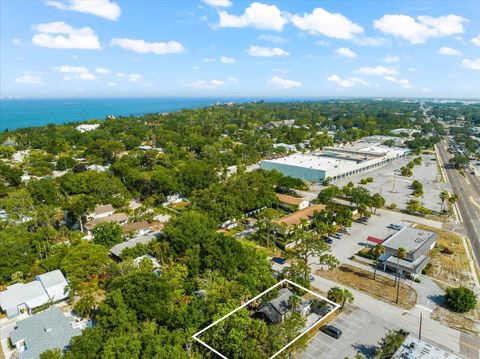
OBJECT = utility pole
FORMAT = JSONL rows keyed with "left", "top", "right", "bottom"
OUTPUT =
{"left": 392, "top": 172, "right": 396, "bottom": 193}
{"left": 419, "top": 312, "right": 423, "bottom": 340}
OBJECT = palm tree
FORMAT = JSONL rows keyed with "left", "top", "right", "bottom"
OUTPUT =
{"left": 327, "top": 287, "right": 354, "bottom": 309}
{"left": 395, "top": 247, "right": 407, "bottom": 304}
{"left": 439, "top": 191, "right": 449, "bottom": 212}
{"left": 372, "top": 244, "right": 385, "bottom": 281}
{"left": 288, "top": 294, "right": 302, "bottom": 313}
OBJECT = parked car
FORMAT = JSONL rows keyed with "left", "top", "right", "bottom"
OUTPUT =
{"left": 387, "top": 224, "right": 402, "bottom": 230}
{"left": 309, "top": 275, "right": 315, "bottom": 282}
{"left": 331, "top": 233, "right": 342, "bottom": 239}
{"left": 321, "top": 325, "right": 343, "bottom": 339}
{"left": 272, "top": 257, "right": 286, "bottom": 265}
{"left": 338, "top": 227, "right": 350, "bottom": 234}
{"left": 322, "top": 236, "right": 333, "bottom": 244}
{"left": 358, "top": 217, "right": 369, "bottom": 223}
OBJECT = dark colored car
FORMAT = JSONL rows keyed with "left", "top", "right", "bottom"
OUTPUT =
{"left": 331, "top": 233, "right": 342, "bottom": 239}
{"left": 321, "top": 325, "right": 343, "bottom": 339}
{"left": 322, "top": 236, "right": 333, "bottom": 244}
{"left": 272, "top": 257, "right": 286, "bottom": 265}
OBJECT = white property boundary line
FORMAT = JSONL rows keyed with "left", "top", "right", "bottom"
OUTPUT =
{"left": 192, "top": 278, "right": 340, "bottom": 359}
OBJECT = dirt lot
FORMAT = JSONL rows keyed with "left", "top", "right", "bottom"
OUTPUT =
{"left": 316, "top": 264, "right": 417, "bottom": 310}
{"left": 418, "top": 224, "right": 474, "bottom": 288}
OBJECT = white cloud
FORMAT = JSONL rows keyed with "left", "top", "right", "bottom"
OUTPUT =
{"left": 32, "top": 21, "right": 101, "bottom": 49}
{"left": 192, "top": 65, "right": 200, "bottom": 70}
{"left": 268, "top": 75, "right": 302, "bottom": 89}
{"left": 335, "top": 47, "right": 356, "bottom": 58}
{"left": 257, "top": 34, "right": 287, "bottom": 43}
{"left": 106, "top": 82, "right": 117, "bottom": 86}
{"left": 77, "top": 73, "right": 96, "bottom": 80}
{"left": 316, "top": 40, "right": 330, "bottom": 46}
{"left": 12, "top": 38, "right": 21, "bottom": 45}
{"left": 357, "top": 65, "right": 398, "bottom": 76}
{"left": 220, "top": 56, "right": 235, "bottom": 63}
{"left": 228, "top": 76, "right": 238, "bottom": 82}
{"left": 247, "top": 45, "right": 289, "bottom": 56}
{"left": 327, "top": 74, "right": 341, "bottom": 82}
{"left": 352, "top": 36, "right": 386, "bottom": 46}
{"left": 374, "top": 14, "right": 468, "bottom": 44}
{"left": 110, "top": 38, "right": 185, "bottom": 54}
{"left": 218, "top": 2, "right": 287, "bottom": 31}
{"left": 384, "top": 76, "right": 411, "bottom": 88}
{"left": 202, "top": 0, "right": 231, "bottom": 7}
{"left": 54, "top": 65, "right": 89, "bottom": 73}
{"left": 407, "top": 67, "right": 416, "bottom": 72}
{"left": 116, "top": 72, "right": 142, "bottom": 81}
{"left": 472, "top": 33, "right": 480, "bottom": 46}
{"left": 96, "top": 67, "right": 111, "bottom": 74}
{"left": 383, "top": 55, "right": 400, "bottom": 63}
{"left": 327, "top": 74, "right": 369, "bottom": 87}
{"left": 46, "top": 0, "right": 121, "bottom": 21}
{"left": 422, "top": 87, "right": 432, "bottom": 93}
{"left": 15, "top": 74, "right": 42, "bottom": 84}
{"left": 438, "top": 46, "right": 462, "bottom": 56}
{"left": 54, "top": 65, "right": 96, "bottom": 80}
{"left": 291, "top": 8, "right": 363, "bottom": 39}
{"left": 462, "top": 58, "right": 480, "bottom": 70}
{"left": 193, "top": 79, "right": 225, "bottom": 89}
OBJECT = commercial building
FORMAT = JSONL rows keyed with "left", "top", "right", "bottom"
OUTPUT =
{"left": 9, "top": 307, "right": 81, "bottom": 359}
{"left": 260, "top": 142, "right": 409, "bottom": 183}
{"left": 0, "top": 270, "right": 69, "bottom": 318}
{"left": 379, "top": 227, "right": 437, "bottom": 275}
{"left": 393, "top": 335, "right": 461, "bottom": 358}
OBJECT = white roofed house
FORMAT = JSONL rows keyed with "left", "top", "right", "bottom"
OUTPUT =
{"left": 0, "top": 270, "right": 69, "bottom": 318}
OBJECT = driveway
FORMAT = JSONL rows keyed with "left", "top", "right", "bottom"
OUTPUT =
{"left": 298, "top": 306, "right": 398, "bottom": 359}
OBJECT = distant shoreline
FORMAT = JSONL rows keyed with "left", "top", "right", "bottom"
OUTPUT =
{"left": 1, "top": 97, "right": 479, "bottom": 132}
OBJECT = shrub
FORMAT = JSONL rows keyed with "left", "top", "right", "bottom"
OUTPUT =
{"left": 414, "top": 278, "right": 421, "bottom": 283}
{"left": 445, "top": 287, "right": 477, "bottom": 313}
{"left": 421, "top": 262, "right": 432, "bottom": 275}
{"left": 442, "top": 247, "right": 453, "bottom": 255}
{"left": 388, "top": 203, "right": 397, "bottom": 209}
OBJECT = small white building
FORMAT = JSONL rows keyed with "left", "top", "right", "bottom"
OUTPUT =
{"left": 76, "top": 124, "right": 100, "bottom": 133}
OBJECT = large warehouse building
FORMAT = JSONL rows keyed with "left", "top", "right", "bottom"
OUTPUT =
{"left": 260, "top": 142, "right": 409, "bottom": 182}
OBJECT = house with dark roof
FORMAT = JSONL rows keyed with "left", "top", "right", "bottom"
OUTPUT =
{"left": 9, "top": 307, "right": 81, "bottom": 359}
{"left": 254, "top": 288, "right": 311, "bottom": 325}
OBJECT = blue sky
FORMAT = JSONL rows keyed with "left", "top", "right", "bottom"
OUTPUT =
{"left": 1, "top": 0, "right": 479, "bottom": 98}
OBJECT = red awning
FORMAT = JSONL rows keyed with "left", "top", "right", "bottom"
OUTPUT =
{"left": 367, "top": 236, "right": 384, "bottom": 244}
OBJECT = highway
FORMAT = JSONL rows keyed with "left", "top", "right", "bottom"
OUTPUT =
{"left": 437, "top": 140, "right": 480, "bottom": 268}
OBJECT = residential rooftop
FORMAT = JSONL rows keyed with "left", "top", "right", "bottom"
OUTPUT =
{"left": 9, "top": 307, "right": 81, "bottom": 359}
{"left": 276, "top": 193, "right": 306, "bottom": 207}
{"left": 274, "top": 204, "right": 325, "bottom": 228}
{"left": 110, "top": 232, "right": 159, "bottom": 258}
{"left": 85, "top": 212, "right": 128, "bottom": 230}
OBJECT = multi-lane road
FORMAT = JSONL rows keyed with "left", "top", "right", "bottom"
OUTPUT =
{"left": 437, "top": 140, "right": 480, "bottom": 267}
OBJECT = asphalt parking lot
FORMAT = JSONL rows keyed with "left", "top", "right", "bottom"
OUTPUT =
{"left": 298, "top": 307, "right": 398, "bottom": 359}
{"left": 333, "top": 154, "right": 452, "bottom": 213}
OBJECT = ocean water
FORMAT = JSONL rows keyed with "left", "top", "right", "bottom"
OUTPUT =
{"left": 0, "top": 98, "right": 243, "bottom": 131}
